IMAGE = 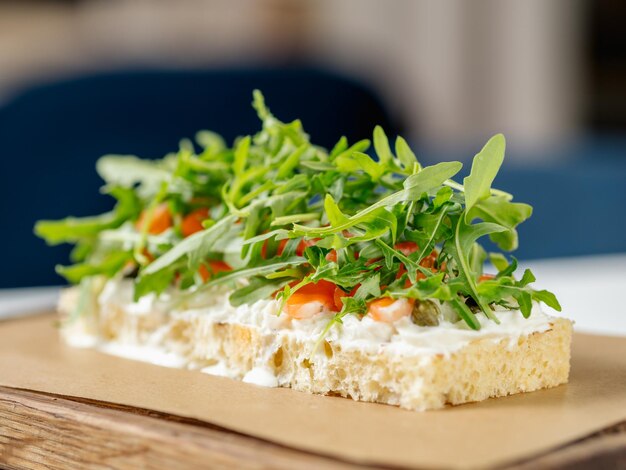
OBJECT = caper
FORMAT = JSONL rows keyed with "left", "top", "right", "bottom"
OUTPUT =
{"left": 411, "top": 300, "right": 440, "bottom": 326}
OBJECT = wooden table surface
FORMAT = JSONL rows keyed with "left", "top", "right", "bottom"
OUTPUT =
{"left": 2, "top": 258, "right": 626, "bottom": 469}
{"left": 1, "top": 386, "right": 625, "bottom": 470}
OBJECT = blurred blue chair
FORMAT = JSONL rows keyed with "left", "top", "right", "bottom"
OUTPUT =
{"left": 0, "top": 67, "right": 395, "bottom": 287}
{"left": 496, "top": 160, "right": 626, "bottom": 260}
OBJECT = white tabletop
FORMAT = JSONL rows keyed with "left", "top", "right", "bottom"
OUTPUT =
{"left": 0, "top": 286, "right": 60, "bottom": 318}
{"left": 1, "top": 254, "right": 625, "bottom": 336}
{"left": 519, "top": 254, "right": 626, "bottom": 336}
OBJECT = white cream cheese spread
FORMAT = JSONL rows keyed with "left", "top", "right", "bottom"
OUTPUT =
{"left": 242, "top": 367, "right": 280, "bottom": 387}
{"left": 173, "top": 288, "right": 554, "bottom": 355}
{"left": 61, "top": 278, "right": 558, "bottom": 388}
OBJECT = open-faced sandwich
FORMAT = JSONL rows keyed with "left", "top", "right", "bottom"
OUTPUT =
{"left": 36, "top": 92, "right": 571, "bottom": 411}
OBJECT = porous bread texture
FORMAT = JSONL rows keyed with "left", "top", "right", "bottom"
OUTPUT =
{"left": 59, "top": 287, "right": 573, "bottom": 411}
{"left": 165, "top": 316, "right": 572, "bottom": 411}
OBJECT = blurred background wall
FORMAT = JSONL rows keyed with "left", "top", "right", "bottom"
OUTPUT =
{"left": 0, "top": 0, "right": 592, "bottom": 150}
{"left": 1, "top": 0, "right": 625, "bottom": 287}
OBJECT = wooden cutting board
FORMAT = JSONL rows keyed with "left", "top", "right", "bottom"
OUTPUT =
{"left": 0, "top": 386, "right": 359, "bottom": 469}
{"left": 0, "top": 386, "right": 624, "bottom": 469}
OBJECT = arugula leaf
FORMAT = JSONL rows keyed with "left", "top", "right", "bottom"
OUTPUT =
{"left": 336, "top": 152, "right": 385, "bottom": 181}
{"left": 142, "top": 214, "right": 238, "bottom": 275}
{"left": 376, "top": 239, "right": 433, "bottom": 283}
{"left": 96, "top": 155, "right": 170, "bottom": 197}
{"left": 463, "top": 133, "right": 506, "bottom": 220}
{"left": 469, "top": 196, "right": 532, "bottom": 251}
{"left": 233, "top": 136, "right": 251, "bottom": 177}
{"left": 329, "top": 136, "right": 348, "bottom": 158}
{"left": 277, "top": 144, "right": 307, "bottom": 179}
{"left": 34, "top": 187, "right": 140, "bottom": 245}
{"left": 331, "top": 139, "right": 371, "bottom": 162}
{"left": 447, "top": 215, "right": 507, "bottom": 322}
{"left": 403, "top": 161, "right": 463, "bottom": 198}
{"left": 196, "top": 130, "right": 226, "bottom": 154}
{"left": 353, "top": 273, "right": 382, "bottom": 300}
{"left": 35, "top": 212, "right": 123, "bottom": 246}
{"left": 489, "top": 252, "right": 509, "bottom": 272}
{"left": 293, "top": 161, "right": 462, "bottom": 236}
{"left": 252, "top": 89, "right": 272, "bottom": 123}
{"left": 373, "top": 126, "right": 393, "bottom": 165}
{"left": 229, "top": 277, "right": 289, "bottom": 306}
{"left": 532, "top": 290, "right": 562, "bottom": 311}
{"left": 56, "top": 251, "right": 133, "bottom": 283}
{"left": 395, "top": 136, "right": 420, "bottom": 171}
{"left": 199, "top": 257, "right": 307, "bottom": 290}
{"left": 323, "top": 194, "right": 350, "bottom": 226}
{"left": 134, "top": 265, "right": 178, "bottom": 300}
{"left": 449, "top": 297, "right": 481, "bottom": 330}
{"left": 413, "top": 205, "right": 451, "bottom": 264}
{"left": 432, "top": 186, "right": 453, "bottom": 208}
{"left": 468, "top": 243, "right": 487, "bottom": 277}
{"left": 387, "top": 273, "right": 452, "bottom": 301}
{"left": 519, "top": 268, "right": 536, "bottom": 286}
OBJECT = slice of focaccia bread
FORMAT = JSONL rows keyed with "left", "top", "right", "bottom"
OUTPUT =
{"left": 59, "top": 281, "right": 573, "bottom": 411}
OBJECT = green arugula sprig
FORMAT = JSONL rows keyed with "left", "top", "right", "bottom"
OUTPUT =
{"left": 229, "top": 130, "right": 559, "bottom": 330}
{"left": 35, "top": 91, "right": 560, "bottom": 332}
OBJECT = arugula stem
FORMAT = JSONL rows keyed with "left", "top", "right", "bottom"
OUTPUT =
{"left": 415, "top": 205, "right": 448, "bottom": 264}
{"left": 449, "top": 297, "right": 481, "bottom": 330}
{"left": 444, "top": 179, "right": 512, "bottom": 199}
{"left": 453, "top": 217, "right": 500, "bottom": 323}
{"left": 312, "top": 310, "right": 348, "bottom": 355}
{"left": 134, "top": 183, "right": 168, "bottom": 265}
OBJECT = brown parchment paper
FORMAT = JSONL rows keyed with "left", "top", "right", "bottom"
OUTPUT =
{"left": 1, "top": 314, "right": 625, "bottom": 469}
